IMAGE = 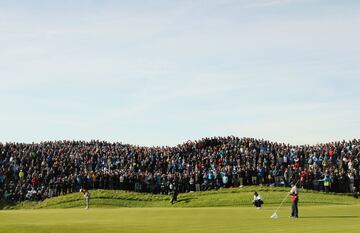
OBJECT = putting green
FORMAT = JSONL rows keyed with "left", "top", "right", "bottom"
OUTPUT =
{"left": 1, "top": 205, "right": 360, "bottom": 233}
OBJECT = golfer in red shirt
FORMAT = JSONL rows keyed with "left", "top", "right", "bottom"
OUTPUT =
{"left": 289, "top": 182, "right": 299, "bottom": 218}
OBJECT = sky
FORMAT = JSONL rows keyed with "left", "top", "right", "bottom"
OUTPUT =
{"left": 0, "top": 0, "right": 359, "bottom": 146}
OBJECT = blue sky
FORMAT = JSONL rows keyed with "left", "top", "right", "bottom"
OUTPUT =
{"left": 0, "top": 0, "right": 359, "bottom": 145}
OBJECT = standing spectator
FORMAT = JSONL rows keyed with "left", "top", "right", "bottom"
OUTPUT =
{"left": 322, "top": 174, "right": 332, "bottom": 193}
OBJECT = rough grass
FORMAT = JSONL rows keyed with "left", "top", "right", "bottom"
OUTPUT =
{"left": 3, "top": 186, "right": 359, "bottom": 209}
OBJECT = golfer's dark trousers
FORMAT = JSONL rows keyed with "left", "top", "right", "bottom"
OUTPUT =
{"left": 254, "top": 200, "right": 262, "bottom": 207}
{"left": 291, "top": 200, "right": 298, "bottom": 217}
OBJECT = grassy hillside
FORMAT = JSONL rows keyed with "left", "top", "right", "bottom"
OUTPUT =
{"left": 4, "top": 186, "right": 359, "bottom": 209}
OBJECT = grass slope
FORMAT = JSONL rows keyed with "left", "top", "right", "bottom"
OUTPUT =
{"left": 4, "top": 186, "right": 360, "bottom": 209}
{"left": 1, "top": 188, "right": 359, "bottom": 233}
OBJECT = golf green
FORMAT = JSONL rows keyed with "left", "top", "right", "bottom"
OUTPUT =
{"left": 1, "top": 205, "right": 360, "bottom": 233}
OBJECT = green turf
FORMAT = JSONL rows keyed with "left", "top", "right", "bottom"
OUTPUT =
{"left": 1, "top": 206, "right": 360, "bottom": 233}
{"left": 1, "top": 187, "right": 359, "bottom": 233}
{"left": 3, "top": 186, "right": 359, "bottom": 209}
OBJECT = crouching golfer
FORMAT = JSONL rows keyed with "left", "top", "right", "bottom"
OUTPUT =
{"left": 289, "top": 182, "right": 299, "bottom": 218}
{"left": 80, "top": 188, "right": 90, "bottom": 209}
{"left": 253, "top": 191, "right": 263, "bottom": 209}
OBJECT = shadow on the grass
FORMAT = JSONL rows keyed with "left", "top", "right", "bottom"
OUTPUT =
{"left": 301, "top": 215, "right": 359, "bottom": 219}
{"left": 176, "top": 198, "right": 194, "bottom": 203}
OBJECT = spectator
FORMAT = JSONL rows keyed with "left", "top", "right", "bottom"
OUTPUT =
{"left": 322, "top": 174, "right": 332, "bottom": 193}
{"left": 0, "top": 138, "right": 359, "bottom": 203}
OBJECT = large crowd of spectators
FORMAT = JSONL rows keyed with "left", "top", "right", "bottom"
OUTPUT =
{"left": 0, "top": 137, "right": 359, "bottom": 202}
